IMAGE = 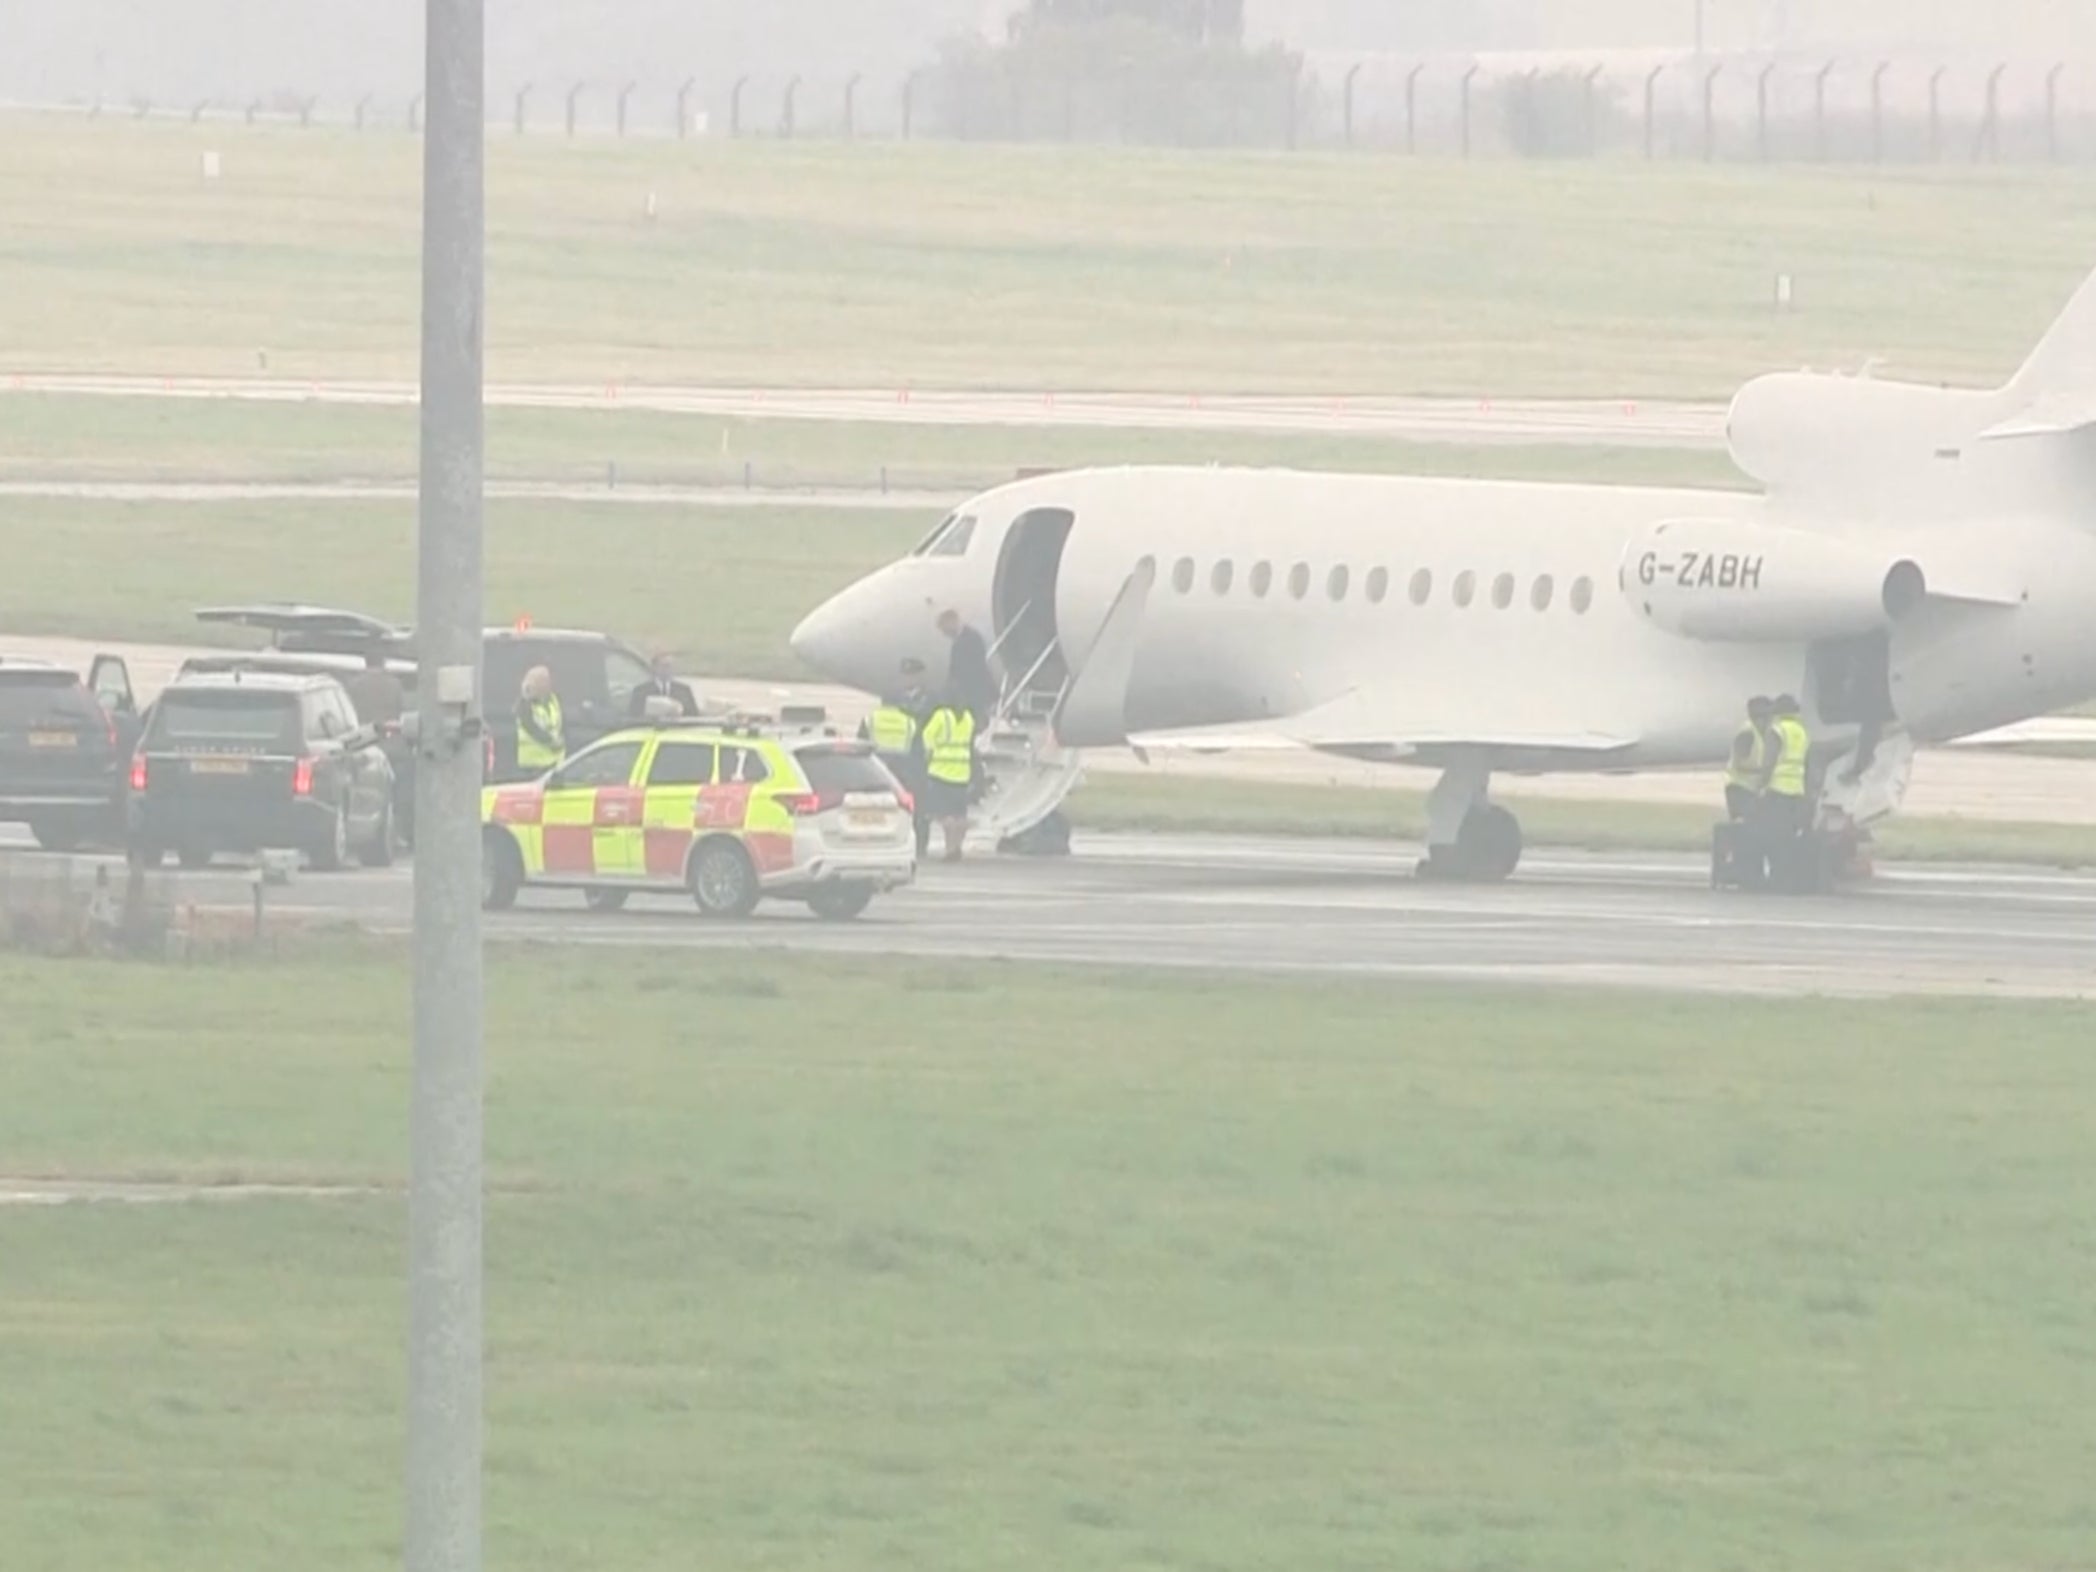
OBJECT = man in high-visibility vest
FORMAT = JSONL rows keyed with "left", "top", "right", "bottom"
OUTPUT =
{"left": 1725, "top": 696, "right": 1774, "bottom": 823}
{"left": 918, "top": 689, "right": 977, "bottom": 863}
{"left": 514, "top": 664, "right": 565, "bottom": 776}
{"left": 859, "top": 659, "right": 932, "bottom": 856}
{"left": 1763, "top": 693, "right": 1813, "bottom": 888}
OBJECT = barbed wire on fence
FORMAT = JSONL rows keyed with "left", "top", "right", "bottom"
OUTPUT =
{"left": 16, "top": 53, "right": 2093, "bottom": 163}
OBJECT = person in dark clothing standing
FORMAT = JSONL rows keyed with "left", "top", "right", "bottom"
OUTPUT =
{"left": 629, "top": 653, "right": 699, "bottom": 718}
{"left": 937, "top": 609, "right": 997, "bottom": 729}
{"left": 859, "top": 658, "right": 933, "bottom": 857}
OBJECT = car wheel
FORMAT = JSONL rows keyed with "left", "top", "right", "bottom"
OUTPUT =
{"left": 688, "top": 839, "right": 759, "bottom": 919}
{"left": 310, "top": 804, "right": 348, "bottom": 872}
{"left": 584, "top": 887, "right": 628, "bottom": 913}
{"left": 807, "top": 885, "right": 873, "bottom": 921}
{"left": 28, "top": 817, "right": 81, "bottom": 853}
{"left": 481, "top": 829, "right": 523, "bottom": 911}
{"left": 360, "top": 801, "right": 396, "bottom": 868}
{"left": 177, "top": 842, "right": 213, "bottom": 871}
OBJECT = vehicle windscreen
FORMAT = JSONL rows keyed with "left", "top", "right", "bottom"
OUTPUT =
{"left": 148, "top": 691, "right": 301, "bottom": 750}
{"left": 795, "top": 747, "right": 897, "bottom": 796}
{"left": 0, "top": 673, "right": 98, "bottom": 730}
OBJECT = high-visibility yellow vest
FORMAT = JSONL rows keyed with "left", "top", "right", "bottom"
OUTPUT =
{"left": 921, "top": 707, "right": 975, "bottom": 785}
{"left": 517, "top": 695, "right": 564, "bottom": 771}
{"left": 1768, "top": 715, "right": 1809, "bottom": 797}
{"left": 867, "top": 704, "right": 918, "bottom": 753}
{"left": 1725, "top": 721, "right": 1766, "bottom": 790}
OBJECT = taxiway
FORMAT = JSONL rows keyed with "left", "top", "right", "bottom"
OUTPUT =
{"left": 25, "top": 834, "right": 2091, "bottom": 1001}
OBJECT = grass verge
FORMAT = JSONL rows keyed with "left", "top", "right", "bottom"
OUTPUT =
{"left": 4, "top": 116, "right": 2095, "bottom": 393}
{"left": 3, "top": 946, "right": 2095, "bottom": 1571}
{"left": 0, "top": 390, "right": 1749, "bottom": 491}
{"left": 1069, "top": 772, "right": 2096, "bottom": 867}
{"left": 0, "top": 496, "right": 925, "bottom": 679}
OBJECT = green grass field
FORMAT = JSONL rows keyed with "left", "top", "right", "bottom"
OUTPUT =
{"left": 4, "top": 947, "right": 2096, "bottom": 1570}
{"left": 5, "top": 115, "right": 2095, "bottom": 394}
{"left": 0, "top": 495, "right": 922, "bottom": 676}
{"left": 1070, "top": 773, "right": 2096, "bottom": 867}
{"left": 0, "top": 390, "right": 1748, "bottom": 491}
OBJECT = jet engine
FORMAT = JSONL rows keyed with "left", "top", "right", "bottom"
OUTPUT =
{"left": 1724, "top": 372, "right": 1998, "bottom": 496}
{"left": 1620, "top": 517, "right": 1927, "bottom": 642}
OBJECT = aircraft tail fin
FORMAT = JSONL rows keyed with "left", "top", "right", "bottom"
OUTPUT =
{"left": 2005, "top": 265, "right": 2096, "bottom": 404}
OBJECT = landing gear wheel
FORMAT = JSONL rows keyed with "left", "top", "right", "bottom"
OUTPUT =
{"left": 584, "top": 888, "right": 629, "bottom": 913}
{"left": 1416, "top": 804, "right": 1523, "bottom": 883}
{"left": 481, "top": 830, "right": 523, "bottom": 911}
{"left": 689, "top": 840, "right": 759, "bottom": 919}
{"left": 1457, "top": 803, "right": 1523, "bottom": 882}
{"left": 808, "top": 885, "right": 873, "bottom": 921}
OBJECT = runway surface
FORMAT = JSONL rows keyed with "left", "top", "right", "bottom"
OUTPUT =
{"left": 9, "top": 633, "right": 2095, "bottom": 825}
{"left": 2, "top": 375, "right": 1730, "bottom": 449}
{"left": 16, "top": 834, "right": 2092, "bottom": 1001}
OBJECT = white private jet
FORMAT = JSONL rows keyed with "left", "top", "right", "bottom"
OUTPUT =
{"left": 789, "top": 266, "right": 2096, "bottom": 880}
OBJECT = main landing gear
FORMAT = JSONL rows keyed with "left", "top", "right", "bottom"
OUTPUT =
{"left": 1414, "top": 759, "right": 1523, "bottom": 883}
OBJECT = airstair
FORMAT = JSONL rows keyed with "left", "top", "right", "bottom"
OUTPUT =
{"left": 964, "top": 625, "right": 1086, "bottom": 854}
{"left": 1811, "top": 726, "right": 1916, "bottom": 877}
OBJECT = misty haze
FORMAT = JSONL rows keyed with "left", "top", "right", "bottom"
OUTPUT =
{"left": 2, "top": 2, "right": 2094, "bottom": 1570}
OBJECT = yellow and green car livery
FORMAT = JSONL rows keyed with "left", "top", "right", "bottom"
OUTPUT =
{"left": 479, "top": 720, "right": 915, "bottom": 920}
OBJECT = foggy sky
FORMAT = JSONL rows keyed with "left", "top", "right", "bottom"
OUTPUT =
{"left": 3, "top": 1, "right": 2091, "bottom": 108}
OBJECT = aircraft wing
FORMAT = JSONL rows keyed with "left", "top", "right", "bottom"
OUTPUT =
{"left": 1122, "top": 688, "right": 1638, "bottom": 763}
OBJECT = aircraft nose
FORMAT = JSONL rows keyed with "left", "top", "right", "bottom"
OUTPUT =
{"left": 789, "top": 596, "right": 848, "bottom": 675}
{"left": 791, "top": 576, "right": 896, "bottom": 687}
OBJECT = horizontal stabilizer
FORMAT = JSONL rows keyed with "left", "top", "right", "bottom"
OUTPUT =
{"left": 1977, "top": 391, "right": 2096, "bottom": 442}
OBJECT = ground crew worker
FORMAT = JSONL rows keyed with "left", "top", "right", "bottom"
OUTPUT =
{"left": 860, "top": 658, "right": 932, "bottom": 857}
{"left": 918, "top": 688, "right": 977, "bottom": 863}
{"left": 1725, "top": 696, "right": 1774, "bottom": 822}
{"left": 515, "top": 665, "right": 565, "bottom": 776}
{"left": 1763, "top": 693, "right": 1812, "bottom": 887}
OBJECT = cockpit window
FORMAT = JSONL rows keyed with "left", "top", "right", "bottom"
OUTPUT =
{"left": 910, "top": 512, "right": 977, "bottom": 558}
{"left": 926, "top": 515, "right": 977, "bottom": 558}
{"left": 910, "top": 513, "right": 957, "bottom": 557}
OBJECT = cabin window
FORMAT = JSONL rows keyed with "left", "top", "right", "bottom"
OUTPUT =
{"left": 1491, "top": 572, "right": 1515, "bottom": 610}
{"left": 1172, "top": 557, "right": 1195, "bottom": 594}
{"left": 1409, "top": 569, "right": 1432, "bottom": 605}
{"left": 1327, "top": 565, "right": 1350, "bottom": 601}
{"left": 1365, "top": 567, "right": 1389, "bottom": 604}
{"left": 1570, "top": 575, "right": 1594, "bottom": 614}
{"left": 1137, "top": 554, "right": 1156, "bottom": 576}
{"left": 1250, "top": 561, "right": 1273, "bottom": 597}
{"left": 1211, "top": 560, "right": 1234, "bottom": 595}
{"left": 1287, "top": 562, "right": 1310, "bottom": 600}
{"left": 1452, "top": 570, "right": 1476, "bottom": 608}
{"left": 1531, "top": 574, "right": 1555, "bottom": 611}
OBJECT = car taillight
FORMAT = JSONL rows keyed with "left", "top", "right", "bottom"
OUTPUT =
{"left": 129, "top": 755, "right": 147, "bottom": 792}
{"left": 292, "top": 757, "right": 314, "bottom": 796}
{"left": 895, "top": 788, "right": 914, "bottom": 814}
{"left": 781, "top": 791, "right": 822, "bottom": 816}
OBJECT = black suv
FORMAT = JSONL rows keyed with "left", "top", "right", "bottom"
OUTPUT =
{"left": 196, "top": 604, "right": 665, "bottom": 783}
{"left": 0, "top": 653, "right": 141, "bottom": 850}
{"left": 127, "top": 670, "right": 396, "bottom": 870}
